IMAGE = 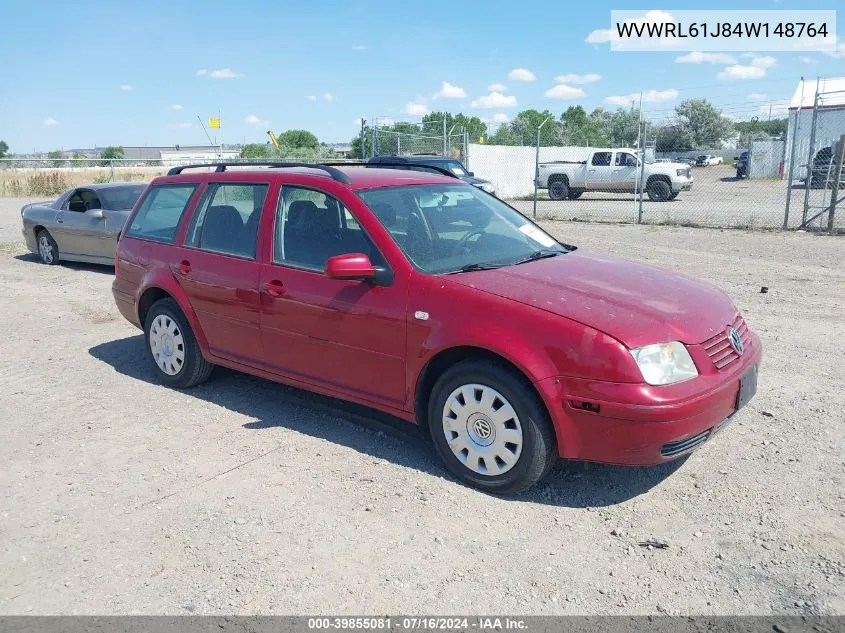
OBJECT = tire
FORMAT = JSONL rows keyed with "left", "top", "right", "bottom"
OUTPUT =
{"left": 548, "top": 178, "right": 569, "bottom": 201}
{"left": 144, "top": 298, "right": 213, "bottom": 388}
{"left": 36, "top": 229, "right": 59, "bottom": 265}
{"left": 668, "top": 192, "right": 679, "bottom": 201}
{"left": 567, "top": 190, "right": 583, "bottom": 200}
{"left": 647, "top": 179, "right": 672, "bottom": 202}
{"left": 428, "top": 360, "right": 556, "bottom": 495}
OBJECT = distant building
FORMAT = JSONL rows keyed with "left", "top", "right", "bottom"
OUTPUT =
{"left": 784, "top": 77, "right": 845, "bottom": 179}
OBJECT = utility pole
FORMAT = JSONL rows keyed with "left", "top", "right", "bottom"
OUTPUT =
{"left": 636, "top": 92, "right": 645, "bottom": 223}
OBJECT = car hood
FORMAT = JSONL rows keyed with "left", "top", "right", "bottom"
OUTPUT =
{"left": 446, "top": 249, "right": 738, "bottom": 348}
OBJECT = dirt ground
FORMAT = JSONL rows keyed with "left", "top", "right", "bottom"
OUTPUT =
{"left": 0, "top": 197, "right": 843, "bottom": 616}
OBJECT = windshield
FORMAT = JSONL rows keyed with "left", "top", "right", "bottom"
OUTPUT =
{"left": 432, "top": 160, "right": 468, "bottom": 177}
{"left": 358, "top": 184, "right": 569, "bottom": 274}
{"left": 98, "top": 185, "right": 146, "bottom": 210}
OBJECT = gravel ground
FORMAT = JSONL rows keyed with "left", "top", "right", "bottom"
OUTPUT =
{"left": 0, "top": 196, "right": 843, "bottom": 616}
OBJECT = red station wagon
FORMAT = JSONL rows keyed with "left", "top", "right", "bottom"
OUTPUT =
{"left": 112, "top": 161, "right": 762, "bottom": 494}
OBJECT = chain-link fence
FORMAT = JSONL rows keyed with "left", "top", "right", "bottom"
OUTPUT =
{"left": 463, "top": 88, "right": 845, "bottom": 233}
{"left": 367, "top": 118, "right": 468, "bottom": 163}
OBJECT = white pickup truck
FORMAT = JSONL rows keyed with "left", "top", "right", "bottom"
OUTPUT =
{"left": 537, "top": 149, "right": 694, "bottom": 201}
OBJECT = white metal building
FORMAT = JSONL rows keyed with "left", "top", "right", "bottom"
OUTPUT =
{"left": 784, "top": 77, "right": 845, "bottom": 179}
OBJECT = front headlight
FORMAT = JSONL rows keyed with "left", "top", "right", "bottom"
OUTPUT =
{"left": 479, "top": 182, "right": 495, "bottom": 194}
{"left": 630, "top": 341, "right": 698, "bottom": 386}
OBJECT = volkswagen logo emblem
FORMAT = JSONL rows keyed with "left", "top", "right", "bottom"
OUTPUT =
{"left": 473, "top": 418, "right": 493, "bottom": 440}
{"left": 727, "top": 327, "right": 744, "bottom": 355}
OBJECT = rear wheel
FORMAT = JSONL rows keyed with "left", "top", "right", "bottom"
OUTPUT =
{"left": 36, "top": 230, "right": 59, "bottom": 265}
{"left": 647, "top": 179, "right": 672, "bottom": 202}
{"left": 548, "top": 178, "right": 570, "bottom": 201}
{"left": 144, "top": 298, "right": 213, "bottom": 388}
{"left": 428, "top": 360, "right": 556, "bottom": 495}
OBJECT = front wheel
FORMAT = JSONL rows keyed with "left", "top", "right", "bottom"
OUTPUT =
{"left": 567, "top": 190, "right": 583, "bottom": 200}
{"left": 428, "top": 361, "right": 556, "bottom": 495}
{"left": 647, "top": 179, "right": 672, "bottom": 202}
{"left": 144, "top": 298, "right": 213, "bottom": 388}
{"left": 36, "top": 229, "right": 59, "bottom": 265}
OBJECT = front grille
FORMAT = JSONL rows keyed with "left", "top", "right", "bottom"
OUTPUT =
{"left": 661, "top": 429, "right": 711, "bottom": 458}
{"left": 701, "top": 314, "right": 751, "bottom": 371}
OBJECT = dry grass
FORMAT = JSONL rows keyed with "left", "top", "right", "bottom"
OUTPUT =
{"left": 0, "top": 167, "right": 165, "bottom": 197}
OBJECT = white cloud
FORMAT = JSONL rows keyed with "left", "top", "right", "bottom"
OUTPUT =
{"left": 403, "top": 101, "right": 430, "bottom": 116}
{"left": 43, "top": 117, "right": 58, "bottom": 126}
{"left": 605, "top": 88, "right": 679, "bottom": 106}
{"left": 207, "top": 68, "right": 244, "bottom": 79}
{"left": 171, "top": 104, "right": 183, "bottom": 110}
{"left": 545, "top": 84, "right": 585, "bottom": 100}
{"left": 508, "top": 68, "right": 535, "bottom": 82}
{"left": 554, "top": 73, "right": 601, "bottom": 84}
{"left": 168, "top": 122, "right": 192, "bottom": 129}
{"left": 717, "top": 57, "right": 776, "bottom": 81}
{"left": 120, "top": 84, "right": 133, "bottom": 91}
{"left": 322, "top": 92, "right": 335, "bottom": 102}
{"left": 488, "top": 83, "right": 507, "bottom": 92}
{"left": 196, "top": 69, "right": 208, "bottom": 76}
{"left": 799, "top": 56, "right": 816, "bottom": 64}
{"left": 586, "top": 10, "right": 675, "bottom": 45}
{"left": 675, "top": 52, "right": 737, "bottom": 65}
{"left": 751, "top": 56, "right": 777, "bottom": 68}
{"left": 471, "top": 91, "right": 518, "bottom": 108}
{"left": 486, "top": 113, "right": 510, "bottom": 124}
{"left": 434, "top": 81, "right": 467, "bottom": 99}
{"left": 718, "top": 65, "right": 766, "bottom": 80}
{"left": 824, "top": 38, "right": 845, "bottom": 58}
{"left": 747, "top": 93, "right": 768, "bottom": 102}
{"left": 352, "top": 44, "right": 367, "bottom": 51}
{"left": 306, "top": 95, "right": 317, "bottom": 101}
{"left": 245, "top": 114, "right": 267, "bottom": 125}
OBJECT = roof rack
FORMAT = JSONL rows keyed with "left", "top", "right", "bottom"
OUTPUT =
{"left": 166, "top": 161, "right": 352, "bottom": 184}
{"left": 321, "top": 160, "right": 461, "bottom": 180}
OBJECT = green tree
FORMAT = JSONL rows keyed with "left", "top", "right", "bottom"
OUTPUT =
{"left": 674, "top": 99, "right": 735, "bottom": 148}
{"left": 734, "top": 117, "right": 788, "bottom": 146}
{"left": 276, "top": 130, "right": 319, "bottom": 149}
{"left": 0, "top": 140, "right": 8, "bottom": 159}
{"left": 654, "top": 124, "right": 694, "bottom": 152}
{"left": 350, "top": 125, "right": 372, "bottom": 159}
{"left": 239, "top": 143, "right": 273, "bottom": 159}
{"left": 607, "top": 108, "right": 641, "bottom": 146}
{"left": 559, "top": 106, "right": 609, "bottom": 146}
{"left": 422, "top": 112, "right": 488, "bottom": 144}
{"left": 489, "top": 109, "right": 559, "bottom": 146}
{"left": 99, "top": 146, "right": 124, "bottom": 166}
{"left": 70, "top": 152, "right": 86, "bottom": 167}
{"left": 47, "top": 150, "right": 66, "bottom": 168}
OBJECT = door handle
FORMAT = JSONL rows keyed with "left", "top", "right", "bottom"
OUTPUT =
{"left": 57, "top": 218, "right": 64, "bottom": 223}
{"left": 263, "top": 279, "right": 285, "bottom": 297}
{"left": 177, "top": 260, "right": 191, "bottom": 275}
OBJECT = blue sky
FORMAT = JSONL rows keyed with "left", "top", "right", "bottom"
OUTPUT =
{"left": 2, "top": 0, "right": 843, "bottom": 152}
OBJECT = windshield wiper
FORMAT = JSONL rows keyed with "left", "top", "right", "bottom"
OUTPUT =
{"left": 512, "top": 250, "right": 562, "bottom": 265}
{"left": 445, "top": 262, "right": 505, "bottom": 274}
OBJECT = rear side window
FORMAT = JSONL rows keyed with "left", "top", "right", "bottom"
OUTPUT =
{"left": 591, "top": 152, "right": 612, "bottom": 167}
{"left": 126, "top": 184, "right": 197, "bottom": 243}
{"left": 185, "top": 183, "right": 268, "bottom": 259}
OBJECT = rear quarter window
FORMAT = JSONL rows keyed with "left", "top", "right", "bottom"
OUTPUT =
{"left": 126, "top": 184, "right": 197, "bottom": 243}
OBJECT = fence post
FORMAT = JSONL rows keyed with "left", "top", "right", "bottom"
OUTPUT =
{"left": 464, "top": 130, "right": 469, "bottom": 170}
{"left": 370, "top": 126, "right": 376, "bottom": 159}
{"left": 360, "top": 119, "right": 366, "bottom": 160}
{"left": 827, "top": 134, "right": 845, "bottom": 233}
{"left": 442, "top": 119, "right": 447, "bottom": 156}
{"left": 533, "top": 117, "right": 551, "bottom": 219}
{"left": 110, "top": 159, "right": 115, "bottom": 182}
{"left": 802, "top": 83, "right": 821, "bottom": 225}
{"left": 637, "top": 119, "right": 647, "bottom": 224}
{"left": 783, "top": 107, "right": 802, "bottom": 228}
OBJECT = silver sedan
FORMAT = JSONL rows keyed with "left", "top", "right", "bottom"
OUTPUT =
{"left": 21, "top": 183, "right": 147, "bottom": 265}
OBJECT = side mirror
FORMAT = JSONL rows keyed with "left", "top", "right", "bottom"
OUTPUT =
{"left": 89, "top": 208, "right": 105, "bottom": 220}
{"left": 325, "top": 253, "right": 376, "bottom": 280}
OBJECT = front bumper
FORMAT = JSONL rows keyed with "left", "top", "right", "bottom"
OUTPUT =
{"left": 674, "top": 179, "right": 694, "bottom": 193}
{"left": 22, "top": 228, "right": 37, "bottom": 253}
{"left": 536, "top": 332, "right": 762, "bottom": 466}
